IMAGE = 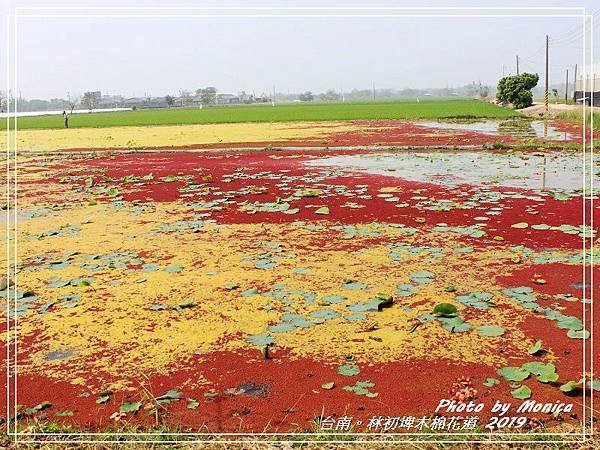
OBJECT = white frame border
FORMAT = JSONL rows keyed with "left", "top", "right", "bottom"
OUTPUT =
{"left": 3, "top": 5, "right": 595, "bottom": 445}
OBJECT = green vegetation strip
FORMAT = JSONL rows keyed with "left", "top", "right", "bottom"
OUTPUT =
{"left": 3, "top": 99, "right": 518, "bottom": 130}
{"left": 556, "top": 109, "right": 600, "bottom": 132}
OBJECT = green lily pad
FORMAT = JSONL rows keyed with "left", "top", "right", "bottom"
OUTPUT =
{"left": 141, "top": 263, "right": 160, "bottom": 272}
{"left": 280, "top": 312, "right": 314, "bottom": 328}
{"left": 299, "top": 189, "right": 320, "bottom": 197}
{"left": 120, "top": 401, "right": 142, "bottom": 413}
{"left": 345, "top": 313, "right": 367, "bottom": 321}
{"left": 483, "top": 378, "right": 500, "bottom": 387}
{"left": 502, "top": 287, "right": 537, "bottom": 305}
{"left": 559, "top": 381, "right": 581, "bottom": 393}
{"left": 511, "top": 222, "right": 529, "bottom": 229}
{"left": 432, "top": 303, "right": 458, "bottom": 317}
{"left": 315, "top": 206, "right": 330, "bottom": 215}
{"left": 528, "top": 340, "right": 543, "bottom": 354}
{"left": 268, "top": 322, "right": 297, "bottom": 333}
{"left": 156, "top": 389, "right": 183, "bottom": 403}
{"left": 342, "top": 380, "right": 376, "bottom": 396}
{"left": 164, "top": 263, "right": 184, "bottom": 273}
{"left": 556, "top": 316, "right": 583, "bottom": 331}
{"left": 309, "top": 309, "right": 342, "bottom": 321}
{"left": 72, "top": 277, "right": 93, "bottom": 287}
{"left": 107, "top": 187, "right": 119, "bottom": 197}
{"left": 410, "top": 270, "right": 435, "bottom": 285}
{"left": 394, "top": 283, "right": 418, "bottom": 297}
{"left": 149, "top": 304, "right": 171, "bottom": 311}
{"left": 178, "top": 299, "right": 195, "bottom": 309}
{"left": 38, "top": 300, "right": 57, "bottom": 315}
{"left": 537, "top": 372, "right": 559, "bottom": 383}
{"left": 254, "top": 259, "right": 277, "bottom": 269}
{"left": 438, "top": 316, "right": 470, "bottom": 333}
{"left": 532, "top": 223, "right": 552, "bottom": 230}
{"left": 454, "top": 246, "right": 474, "bottom": 253}
{"left": 567, "top": 329, "right": 590, "bottom": 339}
{"left": 96, "top": 392, "right": 112, "bottom": 404}
{"left": 455, "top": 292, "right": 494, "bottom": 310}
{"left": 347, "top": 295, "right": 393, "bottom": 313}
{"left": 245, "top": 333, "right": 275, "bottom": 346}
{"left": 241, "top": 288, "right": 260, "bottom": 297}
{"left": 337, "top": 364, "right": 360, "bottom": 376}
{"left": 511, "top": 385, "right": 532, "bottom": 399}
{"left": 187, "top": 399, "right": 200, "bottom": 409}
{"left": 47, "top": 279, "right": 70, "bottom": 288}
{"left": 341, "top": 279, "right": 368, "bottom": 290}
{"left": 319, "top": 294, "right": 347, "bottom": 305}
{"left": 521, "top": 362, "right": 556, "bottom": 376}
{"left": 321, "top": 382, "right": 335, "bottom": 390}
{"left": 62, "top": 301, "right": 79, "bottom": 308}
{"left": 497, "top": 366, "right": 530, "bottom": 382}
{"left": 24, "top": 401, "right": 52, "bottom": 415}
{"left": 476, "top": 325, "right": 505, "bottom": 337}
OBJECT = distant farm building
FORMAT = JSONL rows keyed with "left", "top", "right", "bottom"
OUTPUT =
{"left": 123, "top": 97, "right": 169, "bottom": 109}
{"left": 573, "top": 65, "right": 600, "bottom": 106}
{"left": 216, "top": 93, "right": 241, "bottom": 104}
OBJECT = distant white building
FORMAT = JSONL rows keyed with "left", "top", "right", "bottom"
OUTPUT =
{"left": 574, "top": 64, "right": 600, "bottom": 106}
{"left": 216, "top": 93, "right": 240, "bottom": 104}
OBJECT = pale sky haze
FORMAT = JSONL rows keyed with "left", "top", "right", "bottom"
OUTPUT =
{"left": 1, "top": 0, "right": 598, "bottom": 99}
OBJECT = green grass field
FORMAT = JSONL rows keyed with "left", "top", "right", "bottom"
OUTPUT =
{"left": 2, "top": 99, "right": 519, "bottom": 130}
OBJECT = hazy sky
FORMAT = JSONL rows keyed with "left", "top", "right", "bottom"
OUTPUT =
{"left": 1, "top": 0, "right": 599, "bottom": 99}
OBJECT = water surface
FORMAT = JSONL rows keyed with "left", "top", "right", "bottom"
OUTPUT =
{"left": 306, "top": 152, "right": 592, "bottom": 191}
{"left": 417, "top": 119, "right": 574, "bottom": 141}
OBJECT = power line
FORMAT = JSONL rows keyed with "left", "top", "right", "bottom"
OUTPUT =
{"left": 549, "top": 16, "right": 600, "bottom": 47}
{"left": 498, "top": 13, "right": 598, "bottom": 89}
{"left": 557, "top": 44, "right": 600, "bottom": 50}
{"left": 550, "top": 8, "right": 599, "bottom": 40}
{"left": 548, "top": 8, "right": 600, "bottom": 44}
{"left": 520, "top": 52, "right": 572, "bottom": 70}
{"left": 521, "top": 43, "right": 546, "bottom": 61}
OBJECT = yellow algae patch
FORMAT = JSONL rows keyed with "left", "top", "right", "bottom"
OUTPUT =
{"left": 257, "top": 244, "right": 532, "bottom": 366}
{"left": 12, "top": 203, "right": 536, "bottom": 388}
{"left": 0, "top": 121, "right": 360, "bottom": 152}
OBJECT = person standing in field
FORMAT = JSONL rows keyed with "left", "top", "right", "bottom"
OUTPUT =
{"left": 62, "top": 110, "right": 69, "bottom": 128}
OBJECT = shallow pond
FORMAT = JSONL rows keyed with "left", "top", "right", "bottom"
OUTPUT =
{"left": 417, "top": 119, "right": 574, "bottom": 141}
{"left": 306, "top": 152, "right": 595, "bottom": 192}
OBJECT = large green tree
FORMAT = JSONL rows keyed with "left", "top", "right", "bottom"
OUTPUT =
{"left": 195, "top": 87, "right": 217, "bottom": 106}
{"left": 298, "top": 91, "right": 314, "bottom": 102}
{"left": 496, "top": 73, "right": 539, "bottom": 109}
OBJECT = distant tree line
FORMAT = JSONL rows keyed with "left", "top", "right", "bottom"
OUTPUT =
{"left": 2, "top": 82, "right": 518, "bottom": 113}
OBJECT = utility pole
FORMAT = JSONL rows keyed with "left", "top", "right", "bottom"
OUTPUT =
{"left": 573, "top": 64, "right": 578, "bottom": 102}
{"left": 516, "top": 55, "right": 520, "bottom": 75}
{"left": 565, "top": 69, "right": 569, "bottom": 104}
{"left": 544, "top": 34, "right": 549, "bottom": 113}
